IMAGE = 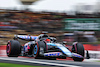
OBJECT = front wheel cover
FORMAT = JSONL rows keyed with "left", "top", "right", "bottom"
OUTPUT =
{"left": 33, "top": 42, "right": 39, "bottom": 58}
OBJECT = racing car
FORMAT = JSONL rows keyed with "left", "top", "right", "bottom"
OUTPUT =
{"left": 6, "top": 33, "right": 85, "bottom": 61}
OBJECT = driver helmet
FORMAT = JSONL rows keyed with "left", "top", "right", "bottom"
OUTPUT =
{"left": 45, "top": 39, "right": 51, "bottom": 43}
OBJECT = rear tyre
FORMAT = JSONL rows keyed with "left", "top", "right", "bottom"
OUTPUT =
{"left": 6, "top": 40, "right": 21, "bottom": 57}
{"left": 33, "top": 41, "right": 47, "bottom": 59}
{"left": 72, "top": 43, "right": 84, "bottom": 61}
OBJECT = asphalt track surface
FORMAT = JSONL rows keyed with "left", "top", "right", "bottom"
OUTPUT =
{"left": 0, "top": 57, "right": 100, "bottom": 67}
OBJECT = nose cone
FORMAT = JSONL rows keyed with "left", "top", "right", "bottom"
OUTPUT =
{"left": 57, "top": 45, "right": 72, "bottom": 57}
{"left": 65, "top": 52, "right": 72, "bottom": 57}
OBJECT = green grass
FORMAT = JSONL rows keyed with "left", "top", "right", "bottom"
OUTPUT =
{"left": 0, "top": 63, "right": 44, "bottom": 67}
{"left": 97, "top": 61, "right": 100, "bottom": 62}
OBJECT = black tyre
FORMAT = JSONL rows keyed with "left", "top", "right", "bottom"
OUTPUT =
{"left": 6, "top": 40, "right": 21, "bottom": 57}
{"left": 72, "top": 43, "right": 84, "bottom": 61}
{"left": 33, "top": 41, "right": 47, "bottom": 59}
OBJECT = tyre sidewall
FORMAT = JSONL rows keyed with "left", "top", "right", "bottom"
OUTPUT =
{"left": 6, "top": 40, "right": 21, "bottom": 57}
{"left": 72, "top": 43, "right": 84, "bottom": 61}
{"left": 33, "top": 41, "right": 47, "bottom": 58}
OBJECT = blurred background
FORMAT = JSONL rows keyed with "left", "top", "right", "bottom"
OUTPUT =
{"left": 0, "top": 0, "right": 100, "bottom": 59}
{"left": 0, "top": 0, "right": 100, "bottom": 44}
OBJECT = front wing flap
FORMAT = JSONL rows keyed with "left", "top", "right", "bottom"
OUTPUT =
{"left": 44, "top": 52, "right": 83, "bottom": 59}
{"left": 72, "top": 53, "right": 84, "bottom": 58}
{"left": 44, "top": 52, "right": 63, "bottom": 57}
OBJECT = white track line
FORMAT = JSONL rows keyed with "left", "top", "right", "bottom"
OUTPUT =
{"left": 0, "top": 57, "right": 82, "bottom": 67}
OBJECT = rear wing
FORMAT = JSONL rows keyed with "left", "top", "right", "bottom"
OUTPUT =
{"left": 14, "top": 35, "right": 38, "bottom": 41}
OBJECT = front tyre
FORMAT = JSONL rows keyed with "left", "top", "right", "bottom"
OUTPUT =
{"left": 72, "top": 43, "right": 84, "bottom": 61}
{"left": 33, "top": 41, "right": 47, "bottom": 59}
{"left": 6, "top": 40, "right": 21, "bottom": 57}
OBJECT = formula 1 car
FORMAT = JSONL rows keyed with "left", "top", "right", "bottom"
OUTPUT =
{"left": 6, "top": 33, "right": 85, "bottom": 61}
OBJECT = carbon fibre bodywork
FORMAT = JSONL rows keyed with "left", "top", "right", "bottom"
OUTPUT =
{"left": 8, "top": 34, "right": 84, "bottom": 61}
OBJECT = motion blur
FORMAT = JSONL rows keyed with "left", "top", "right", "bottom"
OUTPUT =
{"left": 0, "top": 0, "right": 100, "bottom": 61}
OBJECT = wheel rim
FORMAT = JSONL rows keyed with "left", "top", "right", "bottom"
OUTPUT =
{"left": 33, "top": 45, "right": 38, "bottom": 57}
{"left": 7, "top": 43, "right": 11, "bottom": 55}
